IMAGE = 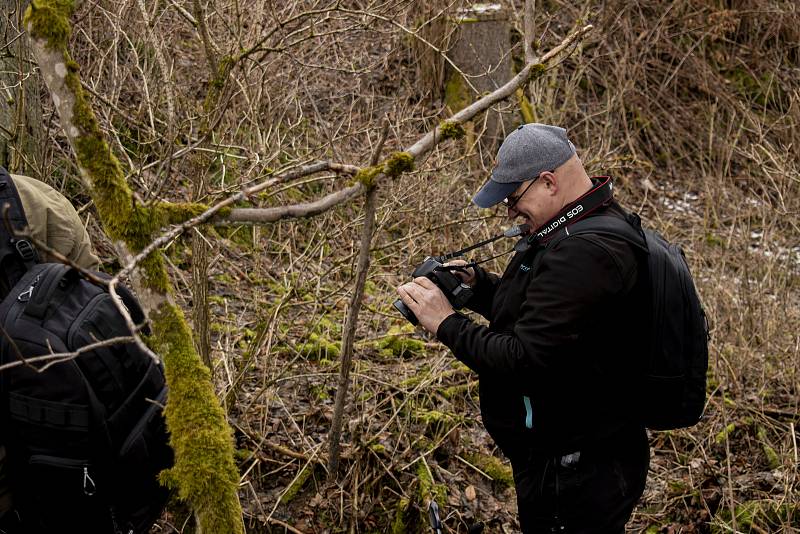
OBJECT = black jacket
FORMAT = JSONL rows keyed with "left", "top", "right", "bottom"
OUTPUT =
{"left": 437, "top": 200, "right": 648, "bottom": 460}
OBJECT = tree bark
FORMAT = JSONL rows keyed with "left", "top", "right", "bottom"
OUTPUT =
{"left": 524, "top": 0, "right": 537, "bottom": 102}
{"left": 327, "top": 120, "right": 390, "bottom": 476}
{"left": 24, "top": 3, "right": 244, "bottom": 532}
{"left": 1, "top": 0, "right": 44, "bottom": 174}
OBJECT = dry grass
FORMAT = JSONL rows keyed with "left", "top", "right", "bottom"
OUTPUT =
{"left": 11, "top": 0, "right": 799, "bottom": 531}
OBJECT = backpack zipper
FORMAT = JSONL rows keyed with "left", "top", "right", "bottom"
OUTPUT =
{"left": 17, "top": 274, "right": 40, "bottom": 302}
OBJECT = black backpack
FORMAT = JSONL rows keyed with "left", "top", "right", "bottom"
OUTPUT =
{"left": 0, "top": 168, "right": 173, "bottom": 533}
{"left": 547, "top": 212, "right": 709, "bottom": 430}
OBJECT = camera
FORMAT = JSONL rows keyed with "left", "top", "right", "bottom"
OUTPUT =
{"left": 393, "top": 257, "right": 474, "bottom": 325}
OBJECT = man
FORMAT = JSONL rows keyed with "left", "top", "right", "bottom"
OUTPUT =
{"left": 397, "top": 124, "right": 650, "bottom": 533}
{"left": 0, "top": 169, "right": 99, "bottom": 531}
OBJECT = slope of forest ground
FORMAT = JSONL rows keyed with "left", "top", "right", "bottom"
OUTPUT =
{"left": 12, "top": 0, "right": 799, "bottom": 532}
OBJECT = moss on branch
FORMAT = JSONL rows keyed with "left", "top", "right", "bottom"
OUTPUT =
{"left": 24, "top": 0, "right": 74, "bottom": 49}
{"left": 384, "top": 152, "right": 414, "bottom": 178}
{"left": 438, "top": 121, "right": 466, "bottom": 141}
{"left": 354, "top": 165, "right": 382, "bottom": 189}
{"left": 24, "top": 2, "right": 245, "bottom": 532}
{"left": 153, "top": 304, "right": 243, "bottom": 533}
{"left": 528, "top": 63, "right": 547, "bottom": 82}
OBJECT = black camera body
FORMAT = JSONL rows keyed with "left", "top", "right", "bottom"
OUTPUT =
{"left": 393, "top": 257, "right": 474, "bottom": 325}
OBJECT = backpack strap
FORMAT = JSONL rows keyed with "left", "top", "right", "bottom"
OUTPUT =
{"left": 529, "top": 213, "right": 649, "bottom": 274}
{"left": 557, "top": 213, "right": 648, "bottom": 253}
{"left": 0, "top": 168, "right": 40, "bottom": 296}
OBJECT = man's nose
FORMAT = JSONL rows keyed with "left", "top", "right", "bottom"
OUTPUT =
{"left": 507, "top": 206, "right": 519, "bottom": 219}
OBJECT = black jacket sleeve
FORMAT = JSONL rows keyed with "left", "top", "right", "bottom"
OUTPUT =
{"left": 437, "top": 235, "right": 635, "bottom": 385}
{"left": 463, "top": 265, "right": 499, "bottom": 319}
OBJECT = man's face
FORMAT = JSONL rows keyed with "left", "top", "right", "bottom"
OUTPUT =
{"left": 504, "top": 171, "right": 561, "bottom": 230}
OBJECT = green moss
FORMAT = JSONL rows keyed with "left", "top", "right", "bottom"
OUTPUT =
{"left": 400, "top": 367, "right": 430, "bottom": 389}
{"left": 355, "top": 165, "right": 382, "bottom": 190}
{"left": 384, "top": 152, "right": 414, "bottom": 178}
{"left": 722, "top": 68, "right": 787, "bottom": 110}
{"left": 715, "top": 422, "right": 737, "bottom": 445}
{"left": 442, "top": 380, "right": 478, "bottom": 399}
{"left": 374, "top": 325, "right": 426, "bottom": 358}
{"left": 464, "top": 453, "right": 514, "bottom": 488}
{"left": 438, "top": 120, "right": 465, "bottom": 141}
{"left": 391, "top": 497, "right": 411, "bottom": 534}
{"left": 25, "top": 4, "right": 243, "bottom": 528}
{"left": 24, "top": 0, "right": 74, "bottom": 49}
{"left": 528, "top": 63, "right": 547, "bottom": 82}
{"left": 712, "top": 501, "right": 799, "bottom": 532}
{"left": 516, "top": 87, "right": 536, "bottom": 123}
{"left": 416, "top": 461, "right": 446, "bottom": 508}
{"left": 444, "top": 73, "right": 470, "bottom": 113}
{"left": 310, "top": 384, "right": 330, "bottom": 401}
{"left": 756, "top": 426, "right": 781, "bottom": 469}
{"left": 280, "top": 463, "right": 315, "bottom": 504}
{"left": 413, "top": 409, "right": 463, "bottom": 434}
{"left": 296, "top": 333, "right": 341, "bottom": 360}
{"left": 152, "top": 304, "right": 244, "bottom": 534}
{"left": 214, "top": 273, "right": 236, "bottom": 284}
{"left": 155, "top": 202, "right": 208, "bottom": 226}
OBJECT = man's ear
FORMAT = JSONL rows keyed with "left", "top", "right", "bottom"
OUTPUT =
{"left": 540, "top": 171, "right": 558, "bottom": 195}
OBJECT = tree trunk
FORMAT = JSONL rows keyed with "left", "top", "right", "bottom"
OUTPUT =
{"left": 24, "top": 3, "right": 245, "bottom": 532}
{"left": 1, "top": 0, "right": 44, "bottom": 175}
{"left": 445, "top": 4, "right": 513, "bottom": 152}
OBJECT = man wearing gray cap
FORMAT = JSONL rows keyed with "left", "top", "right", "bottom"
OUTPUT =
{"left": 397, "top": 123, "right": 650, "bottom": 532}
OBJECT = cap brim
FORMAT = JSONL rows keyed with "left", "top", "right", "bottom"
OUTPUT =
{"left": 472, "top": 179, "right": 519, "bottom": 208}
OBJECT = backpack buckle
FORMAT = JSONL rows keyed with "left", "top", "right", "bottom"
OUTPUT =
{"left": 14, "top": 239, "right": 37, "bottom": 263}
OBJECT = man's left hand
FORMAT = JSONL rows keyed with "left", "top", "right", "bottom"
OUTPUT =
{"left": 396, "top": 277, "right": 455, "bottom": 334}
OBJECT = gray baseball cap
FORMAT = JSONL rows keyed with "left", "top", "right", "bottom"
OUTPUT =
{"left": 472, "top": 123, "right": 576, "bottom": 208}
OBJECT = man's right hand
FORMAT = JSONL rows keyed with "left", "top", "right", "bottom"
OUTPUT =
{"left": 445, "top": 259, "right": 477, "bottom": 287}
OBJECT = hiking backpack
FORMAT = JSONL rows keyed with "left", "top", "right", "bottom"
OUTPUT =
{"left": 546, "top": 211, "right": 709, "bottom": 430}
{"left": 0, "top": 168, "right": 173, "bottom": 534}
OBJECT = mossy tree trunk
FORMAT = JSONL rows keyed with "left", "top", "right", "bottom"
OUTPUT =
{"left": 1, "top": 0, "right": 45, "bottom": 174}
{"left": 24, "top": 2, "right": 244, "bottom": 533}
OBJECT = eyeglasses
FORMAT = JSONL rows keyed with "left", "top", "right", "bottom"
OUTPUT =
{"left": 502, "top": 176, "right": 538, "bottom": 210}
{"left": 502, "top": 170, "right": 554, "bottom": 210}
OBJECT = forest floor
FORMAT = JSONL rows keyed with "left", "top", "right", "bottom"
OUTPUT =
{"left": 27, "top": 0, "right": 798, "bottom": 531}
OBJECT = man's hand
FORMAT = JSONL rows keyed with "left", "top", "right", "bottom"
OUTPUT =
{"left": 444, "top": 259, "right": 477, "bottom": 286}
{"left": 396, "top": 277, "right": 455, "bottom": 334}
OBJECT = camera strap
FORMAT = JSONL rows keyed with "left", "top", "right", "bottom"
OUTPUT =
{"left": 515, "top": 175, "right": 614, "bottom": 252}
{"left": 435, "top": 223, "right": 530, "bottom": 263}
{"left": 435, "top": 176, "right": 615, "bottom": 265}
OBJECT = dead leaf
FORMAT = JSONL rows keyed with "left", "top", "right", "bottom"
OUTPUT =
{"left": 465, "top": 485, "right": 476, "bottom": 501}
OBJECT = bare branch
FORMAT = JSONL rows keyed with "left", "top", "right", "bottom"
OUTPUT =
{"left": 407, "top": 25, "right": 594, "bottom": 158}
{"left": 115, "top": 161, "right": 359, "bottom": 284}
{"left": 226, "top": 183, "right": 364, "bottom": 224}
{"left": 0, "top": 336, "right": 137, "bottom": 374}
{"left": 224, "top": 25, "right": 594, "bottom": 224}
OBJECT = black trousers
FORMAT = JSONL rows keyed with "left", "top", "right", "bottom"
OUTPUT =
{"left": 511, "top": 428, "right": 649, "bottom": 534}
